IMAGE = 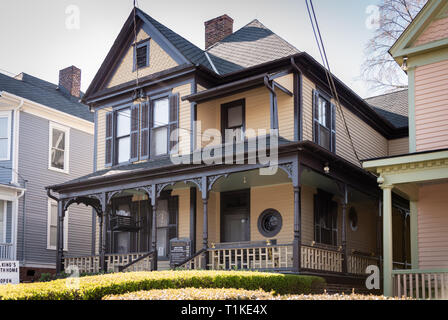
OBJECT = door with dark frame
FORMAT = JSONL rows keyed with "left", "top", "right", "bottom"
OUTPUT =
{"left": 220, "top": 190, "right": 250, "bottom": 243}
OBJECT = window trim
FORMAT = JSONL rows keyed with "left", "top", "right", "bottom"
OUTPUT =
{"left": 133, "top": 39, "right": 150, "bottom": 71}
{"left": 313, "top": 90, "right": 336, "bottom": 153}
{"left": 48, "top": 122, "right": 70, "bottom": 174}
{"left": 0, "top": 200, "right": 6, "bottom": 243}
{"left": 150, "top": 95, "right": 172, "bottom": 158}
{"left": 114, "top": 106, "right": 132, "bottom": 165}
{"left": 47, "top": 199, "right": 68, "bottom": 251}
{"left": 0, "top": 111, "right": 12, "bottom": 161}
{"left": 221, "top": 99, "right": 246, "bottom": 144}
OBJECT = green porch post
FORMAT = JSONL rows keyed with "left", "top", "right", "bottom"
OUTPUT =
{"left": 410, "top": 201, "right": 419, "bottom": 269}
{"left": 382, "top": 184, "right": 394, "bottom": 296}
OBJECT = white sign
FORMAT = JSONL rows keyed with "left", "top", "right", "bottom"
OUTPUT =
{"left": 0, "top": 261, "right": 20, "bottom": 285}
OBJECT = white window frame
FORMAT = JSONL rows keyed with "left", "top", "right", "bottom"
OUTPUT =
{"left": 0, "top": 200, "right": 6, "bottom": 243}
{"left": 0, "top": 111, "right": 12, "bottom": 161}
{"left": 48, "top": 122, "right": 70, "bottom": 174}
{"left": 47, "top": 199, "right": 68, "bottom": 251}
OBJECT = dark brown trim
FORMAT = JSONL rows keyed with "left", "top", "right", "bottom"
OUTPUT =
{"left": 220, "top": 99, "right": 246, "bottom": 143}
{"left": 220, "top": 189, "right": 250, "bottom": 243}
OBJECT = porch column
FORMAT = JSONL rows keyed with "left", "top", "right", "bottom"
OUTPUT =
{"left": 410, "top": 201, "right": 419, "bottom": 269}
{"left": 100, "top": 192, "right": 107, "bottom": 272}
{"left": 56, "top": 200, "right": 66, "bottom": 274}
{"left": 293, "top": 186, "right": 301, "bottom": 272}
{"left": 202, "top": 176, "right": 209, "bottom": 269}
{"left": 151, "top": 191, "right": 158, "bottom": 271}
{"left": 341, "top": 185, "right": 348, "bottom": 274}
{"left": 382, "top": 184, "right": 394, "bottom": 296}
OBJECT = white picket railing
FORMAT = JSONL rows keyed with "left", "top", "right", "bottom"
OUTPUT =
{"left": 0, "top": 243, "right": 14, "bottom": 260}
{"left": 393, "top": 270, "right": 448, "bottom": 300}
{"left": 301, "top": 245, "right": 343, "bottom": 273}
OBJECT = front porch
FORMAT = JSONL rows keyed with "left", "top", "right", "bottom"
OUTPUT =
{"left": 50, "top": 141, "right": 386, "bottom": 280}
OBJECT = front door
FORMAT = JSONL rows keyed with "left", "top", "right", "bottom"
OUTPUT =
{"left": 221, "top": 190, "right": 250, "bottom": 243}
{"left": 156, "top": 195, "right": 178, "bottom": 259}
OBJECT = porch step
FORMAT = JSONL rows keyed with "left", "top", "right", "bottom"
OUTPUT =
{"left": 157, "top": 260, "right": 171, "bottom": 271}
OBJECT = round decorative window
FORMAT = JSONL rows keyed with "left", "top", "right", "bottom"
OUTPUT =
{"left": 258, "top": 209, "right": 283, "bottom": 237}
{"left": 349, "top": 207, "right": 358, "bottom": 231}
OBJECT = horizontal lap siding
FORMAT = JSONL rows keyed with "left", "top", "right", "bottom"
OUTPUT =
{"left": 96, "top": 107, "right": 112, "bottom": 171}
{"left": 415, "top": 60, "right": 448, "bottom": 152}
{"left": 106, "top": 28, "right": 178, "bottom": 88}
{"left": 389, "top": 137, "right": 409, "bottom": 156}
{"left": 413, "top": 15, "right": 448, "bottom": 47}
{"left": 276, "top": 74, "right": 295, "bottom": 141}
{"left": 302, "top": 76, "right": 315, "bottom": 142}
{"left": 418, "top": 183, "right": 448, "bottom": 269}
{"left": 173, "top": 84, "right": 191, "bottom": 155}
{"left": 16, "top": 112, "right": 94, "bottom": 266}
{"left": 171, "top": 188, "right": 190, "bottom": 239}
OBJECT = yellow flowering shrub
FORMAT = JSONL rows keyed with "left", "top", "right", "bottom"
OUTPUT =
{"left": 0, "top": 270, "right": 325, "bottom": 300}
{"left": 104, "top": 288, "right": 413, "bottom": 300}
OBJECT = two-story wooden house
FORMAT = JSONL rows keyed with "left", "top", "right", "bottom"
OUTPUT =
{"left": 0, "top": 66, "right": 94, "bottom": 281}
{"left": 364, "top": 0, "right": 448, "bottom": 299}
{"left": 47, "top": 8, "right": 409, "bottom": 287}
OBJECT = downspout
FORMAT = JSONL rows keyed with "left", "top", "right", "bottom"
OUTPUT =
{"left": 263, "top": 75, "right": 279, "bottom": 130}
{"left": 290, "top": 57, "right": 303, "bottom": 141}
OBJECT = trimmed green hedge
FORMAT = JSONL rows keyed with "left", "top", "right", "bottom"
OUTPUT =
{"left": 0, "top": 270, "right": 325, "bottom": 300}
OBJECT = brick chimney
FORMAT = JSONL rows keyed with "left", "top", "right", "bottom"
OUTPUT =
{"left": 59, "top": 66, "right": 81, "bottom": 98}
{"left": 205, "top": 14, "right": 234, "bottom": 49}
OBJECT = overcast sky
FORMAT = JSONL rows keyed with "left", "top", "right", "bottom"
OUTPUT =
{"left": 0, "top": 0, "right": 383, "bottom": 98}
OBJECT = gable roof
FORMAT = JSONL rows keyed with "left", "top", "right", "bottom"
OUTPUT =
{"left": 0, "top": 72, "right": 93, "bottom": 122}
{"left": 207, "top": 19, "right": 300, "bottom": 74}
{"left": 365, "top": 89, "right": 409, "bottom": 129}
{"left": 389, "top": 0, "right": 448, "bottom": 63}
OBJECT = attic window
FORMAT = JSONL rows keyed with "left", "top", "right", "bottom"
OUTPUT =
{"left": 134, "top": 40, "right": 150, "bottom": 70}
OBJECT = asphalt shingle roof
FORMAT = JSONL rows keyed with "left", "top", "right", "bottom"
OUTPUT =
{"left": 207, "top": 19, "right": 300, "bottom": 74}
{"left": 0, "top": 72, "right": 93, "bottom": 122}
{"left": 365, "top": 89, "right": 409, "bottom": 129}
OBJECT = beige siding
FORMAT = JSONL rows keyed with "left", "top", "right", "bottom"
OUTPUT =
{"left": 389, "top": 137, "right": 409, "bottom": 156}
{"left": 302, "top": 76, "right": 315, "bottom": 142}
{"left": 106, "top": 28, "right": 178, "bottom": 88}
{"left": 418, "top": 182, "right": 448, "bottom": 269}
{"left": 276, "top": 74, "right": 295, "bottom": 141}
{"left": 96, "top": 107, "right": 112, "bottom": 171}
{"left": 171, "top": 188, "right": 190, "bottom": 239}
{"left": 413, "top": 15, "right": 448, "bottom": 47}
{"left": 195, "top": 191, "right": 220, "bottom": 251}
{"left": 414, "top": 60, "right": 448, "bottom": 152}
{"left": 173, "top": 84, "right": 191, "bottom": 155}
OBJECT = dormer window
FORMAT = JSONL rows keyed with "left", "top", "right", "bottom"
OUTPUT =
{"left": 134, "top": 40, "right": 150, "bottom": 70}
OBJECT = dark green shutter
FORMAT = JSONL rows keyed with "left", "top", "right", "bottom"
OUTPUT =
{"left": 330, "top": 103, "right": 336, "bottom": 153}
{"left": 169, "top": 93, "right": 179, "bottom": 153}
{"left": 130, "top": 104, "right": 140, "bottom": 162}
{"left": 105, "top": 111, "right": 114, "bottom": 167}
{"left": 312, "top": 89, "right": 320, "bottom": 145}
{"left": 140, "top": 101, "right": 150, "bottom": 160}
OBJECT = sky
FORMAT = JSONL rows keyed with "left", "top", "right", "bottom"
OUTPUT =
{"left": 0, "top": 0, "right": 383, "bottom": 98}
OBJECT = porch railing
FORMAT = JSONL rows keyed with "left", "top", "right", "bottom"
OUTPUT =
{"left": 301, "top": 244, "right": 343, "bottom": 273}
{"left": 176, "top": 249, "right": 207, "bottom": 270}
{"left": 0, "top": 243, "right": 14, "bottom": 260}
{"left": 63, "top": 252, "right": 153, "bottom": 273}
{"left": 348, "top": 253, "right": 379, "bottom": 275}
{"left": 393, "top": 269, "right": 448, "bottom": 300}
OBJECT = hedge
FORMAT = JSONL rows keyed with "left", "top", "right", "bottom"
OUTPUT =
{"left": 104, "top": 288, "right": 412, "bottom": 300}
{"left": 0, "top": 270, "right": 325, "bottom": 300}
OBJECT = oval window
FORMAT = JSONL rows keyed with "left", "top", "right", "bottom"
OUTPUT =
{"left": 349, "top": 207, "right": 358, "bottom": 231}
{"left": 258, "top": 209, "right": 283, "bottom": 237}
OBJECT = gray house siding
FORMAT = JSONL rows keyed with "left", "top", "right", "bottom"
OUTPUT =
{"left": 16, "top": 111, "right": 94, "bottom": 267}
{"left": 0, "top": 111, "right": 13, "bottom": 185}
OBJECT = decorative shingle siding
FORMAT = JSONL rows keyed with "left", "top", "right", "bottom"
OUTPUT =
{"left": 106, "top": 28, "right": 178, "bottom": 89}
{"left": 414, "top": 59, "right": 448, "bottom": 152}
{"left": 413, "top": 15, "right": 448, "bottom": 47}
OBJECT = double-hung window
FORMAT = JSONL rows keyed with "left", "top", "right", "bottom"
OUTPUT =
{"left": 116, "top": 108, "right": 131, "bottom": 164}
{"left": 152, "top": 97, "right": 170, "bottom": 156}
{"left": 313, "top": 90, "right": 336, "bottom": 152}
{"left": 47, "top": 199, "right": 68, "bottom": 251}
{"left": 0, "top": 200, "right": 6, "bottom": 243}
{"left": 49, "top": 122, "right": 69, "bottom": 173}
{"left": 0, "top": 111, "right": 11, "bottom": 161}
{"left": 222, "top": 99, "right": 245, "bottom": 143}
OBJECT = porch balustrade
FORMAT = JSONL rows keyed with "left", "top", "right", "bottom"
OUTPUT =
{"left": 0, "top": 243, "right": 13, "bottom": 260}
{"left": 347, "top": 253, "right": 379, "bottom": 275}
{"left": 63, "top": 252, "right": 152, "bottom": 273}
{"left": 393, "top": 270, "right": 448, "bottom": 300}
{"left": 301, "top": 244, "right": 343, "bottom": 273}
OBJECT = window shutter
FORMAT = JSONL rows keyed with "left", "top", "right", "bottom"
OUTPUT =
{"left": 140, "top": 101, "right": 150, "bottom": 160}
{"left": 169, "top": 93, "right": 179, "bottom": 153}
{"left": 130, "top": 104, "right": 140, "bottom": 162}
{"left": 105, "top": 111, "right": 114, "bottom": 167}
{"left": 149, "top": 99, "right": 155, "bottom": 157}
{"left": 312, "top": 89, "right": 320, "bottom": 144}
{"left": 330, "top": 103, "right": 336, "bottom": 153}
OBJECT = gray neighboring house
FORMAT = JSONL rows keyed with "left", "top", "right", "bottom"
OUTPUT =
{"left": 0, "top": 66, "right": 94, "bottom": 281}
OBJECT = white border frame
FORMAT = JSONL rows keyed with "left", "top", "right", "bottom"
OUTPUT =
{"left": 47, "top": 199, "right": 68, "bottom": 251}
{"left": 0, "top": 110, "right": 12, "bottom": 161}
{"left": 48, "top": 122, "right": 70, "bottom": 174}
